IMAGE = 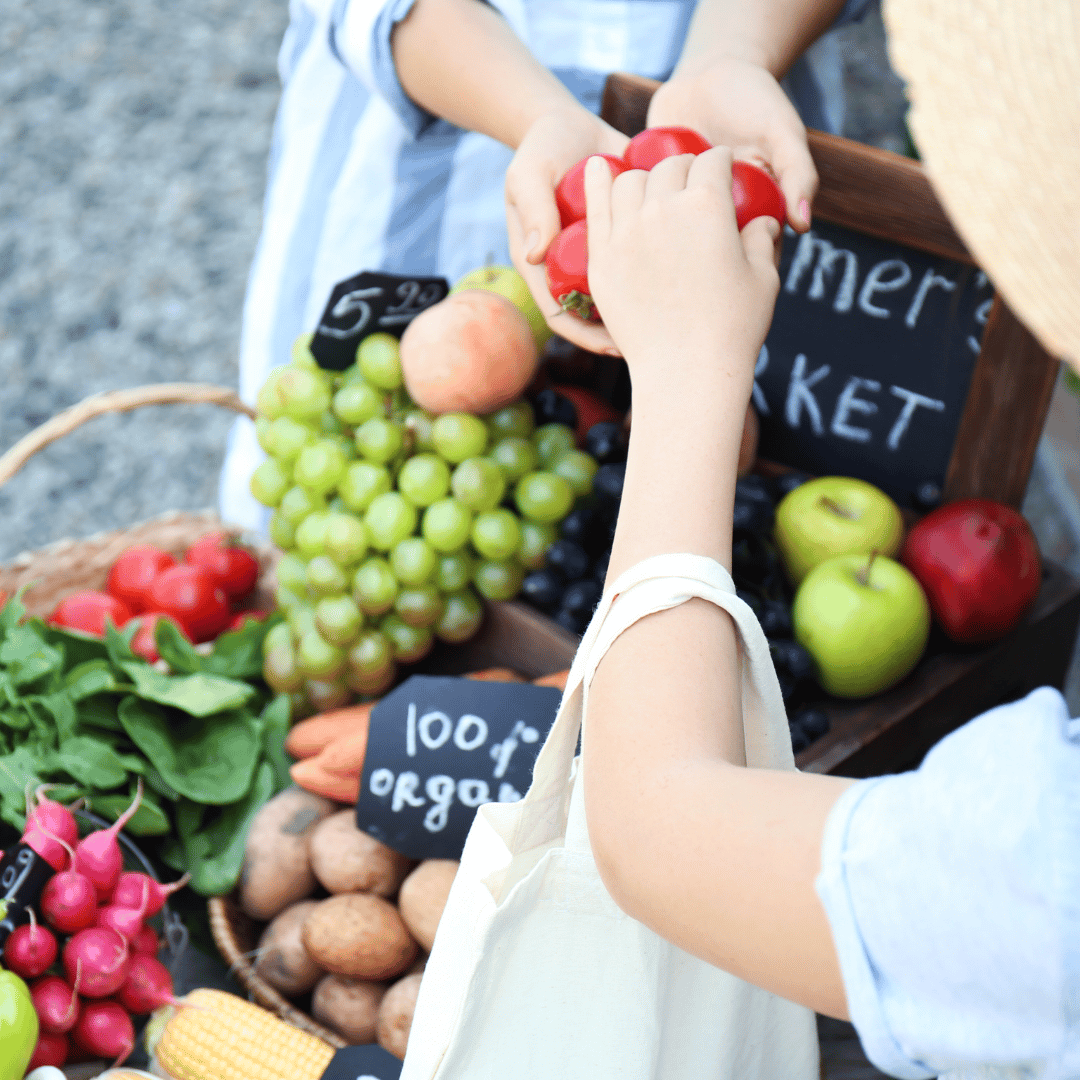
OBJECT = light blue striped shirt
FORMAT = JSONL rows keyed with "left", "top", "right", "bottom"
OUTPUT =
{"left": 220, "top": 0, "right": 871, "bottom": 528}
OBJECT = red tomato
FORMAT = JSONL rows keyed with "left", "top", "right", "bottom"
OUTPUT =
{"left": 106, "top": 545, "right": 176, "bottom": 614}
{"left": 148, "top": 565, "right": 231, "bottom": 643}
{"left": 545, "top": 221, "right": 597, "bottom": 322}
{"left": 227, "top": 610, "right": 271, "bottom": 632}
{"left": 555, "top": 154, "right": 630, "bottom": 229}
{"left": 549, "top": 384, "right": 622, "bottom": 446}
{"left": 49, "top": 592, "right": 133, "bottom": 637}
{"left": 901, "top": 499, "right": 1042, "bottom": 644}
{"left": 184, "top": 532, "right": 260, "bottom": 599}
{"left": 623, "top": 126, "right": 712, "bottom": 171}
{"left": 124, "top": 613, "right": 191, "bottom": 663}
{"left": 731, "top": 161, "right": 786, "bottom": 231}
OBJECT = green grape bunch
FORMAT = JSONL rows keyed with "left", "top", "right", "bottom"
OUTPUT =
{"left": 249, "top": 331, "right": 596, "bottom": 714}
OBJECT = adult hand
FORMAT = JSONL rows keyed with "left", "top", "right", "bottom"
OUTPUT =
{"left": 506, "top": 106, "right": 629, "bottom": 355}
{"left": 584, "top": 148, "right": 781, "bottom": 387}
{"left": 647, "top": 57, "right": 817, "bottom": 232}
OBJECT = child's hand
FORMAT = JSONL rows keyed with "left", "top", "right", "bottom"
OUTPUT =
{"left": 505, "top": 107, "right": 629, "bottom": 356}
{"left": 584, "top": 148, "right": 781, "bottom": 391}
{"left": 647, "top": 57, "right": 816, "bottom": 232}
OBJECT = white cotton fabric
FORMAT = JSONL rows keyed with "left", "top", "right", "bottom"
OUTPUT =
{"left": 400, "top": 553, "right": 820, "bottom": 1079}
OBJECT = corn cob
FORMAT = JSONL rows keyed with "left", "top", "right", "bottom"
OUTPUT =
{"left": 153, "top": 989, "right": 335, "bottom": 1080}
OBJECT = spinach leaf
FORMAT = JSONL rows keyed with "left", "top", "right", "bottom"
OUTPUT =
{"left": 204, "top": 616, "right": 281, "bottom": 680}
{"left": 44, "top": 626, "right": 110, "bottom": 666}
{"left": 0, "top": 709, "right": 31, "bottom": 732}
{"left": 38, "top": 692, "right": 77, "bottom": 743}
{"left": 185, "top": 762, "right": 274, "bottom": 896}
{"left": 0, "top": 746, "right": 44, "bottom": 828}
{"left": 92, "top": 788, "right": 171, "bottom": 836}
{"left": 2, "top": 628, "right": 64, "bottom": 688}
{"left": 142, "top": 765, "right": 180, "bottom": 801}
{"left": 75, "top": 695, "right": 124, "bottom": 732}
{"left": 119, "top": 664, "right": 255, "bottom": 717}
{"left": 260, "top": 694, "right": 293, "bottom": 794}
{"left": 154, "top": 619, "right": 204, "bottom": 675}
{"left": 105, "top": 622, "right": 137, "bottom": 666}
{"left": 58, "top": 736, "right": 129, "bottom": 790}
{"left": 0, "top": 589, "right": 27, "bottom": 636}
{"left": 65, "top": 661, "right": 118, "bottom": 701}
{"left": 117, "top": 697, "right": 260, "bottom": 805}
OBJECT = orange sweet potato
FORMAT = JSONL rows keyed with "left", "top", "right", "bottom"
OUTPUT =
{"left": 533, "top": 669, "right": 569, "bottom": 692}
{"left": 290, "top": 758, "right": 362, "bottom": 804}
{"left": 285, "top": 704, "right": 373, "bottom": 760}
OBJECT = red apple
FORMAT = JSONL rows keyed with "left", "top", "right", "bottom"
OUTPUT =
{"left": 901, "top": 499, "right": 1041, "bottom": 644}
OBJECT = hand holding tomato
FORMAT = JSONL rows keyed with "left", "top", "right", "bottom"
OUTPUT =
{"left": 645, "top": 56, "right": 816, "bottom": 232}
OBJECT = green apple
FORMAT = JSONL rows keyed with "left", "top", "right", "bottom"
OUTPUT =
{"left": 793, "top": 552, "right": 930, "bottom": 698}
{"left": 774, "top": 476, "right": 904, "bottom": 585}
{"left": 451, "top": 265, "right": 553, "bottom": 351}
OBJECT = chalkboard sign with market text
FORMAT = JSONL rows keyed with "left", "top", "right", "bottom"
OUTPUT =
{"left": 600, "top": 72, "right": 1062, "bottom": 511}
{"left": 755, "top": 220, "right": 992, "bottom": 509}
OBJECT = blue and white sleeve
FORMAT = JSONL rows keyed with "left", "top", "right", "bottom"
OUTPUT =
{"left": 816, "top": 687, "right": 1076, "bottom": 1079}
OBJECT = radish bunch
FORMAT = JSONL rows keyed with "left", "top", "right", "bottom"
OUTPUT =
{"left": 4, "top": 784, "right": 189, "bottom": 1072}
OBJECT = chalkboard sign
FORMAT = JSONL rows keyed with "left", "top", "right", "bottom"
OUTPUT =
{"left": 0, "top": 843, "right": 55, "bottom": 947}
{"left": 755, "top": 221, "right": 993, "bottom": 508}
{"left": 356, "top": 675, "right": 562, "bottom": 860}
{"left": 320, "top": 1044, "right": 403, "bottom": 1080}
{"left": 599, "top": 73, "right": 1062, "bottom": 510}
{"left": 311, "top": 271, "right": 449, "bottom": 371}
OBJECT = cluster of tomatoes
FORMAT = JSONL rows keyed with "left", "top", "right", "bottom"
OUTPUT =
{"left": 47, "top": 533, "right": 265, "bottom": 662}
{"left": 545, "top": 126, "right": 787, "bottom": 321}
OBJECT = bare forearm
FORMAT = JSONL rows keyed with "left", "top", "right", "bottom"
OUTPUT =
{"left": 674, "top": 0, "right": 849, "bottom": 78}
{"left": 391, "top": 0, "right": 580, "bottom": 149}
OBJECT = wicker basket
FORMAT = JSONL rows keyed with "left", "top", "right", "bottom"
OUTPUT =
{"left": 0, "top": 383, "right": 275, "bottom": 613}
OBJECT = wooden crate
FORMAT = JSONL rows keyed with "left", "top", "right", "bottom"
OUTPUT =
{"left": 572, "top": 73, "right": 1080, "bottom": 777}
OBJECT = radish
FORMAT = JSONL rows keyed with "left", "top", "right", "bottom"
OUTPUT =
{"left": 132, "top": 925, "right": 160, "bottom": 956}
{"left": 63, "top": 927, "right": 130, "bottom": 998}
{"left": 111, "top": 870, "right": 190, "bottom": 917}
{"left": 72, "top": 779, "right": 143, "bottom": 900}
{"left": 72, "top": 1000, "right": 135, "bottom": 1066}
{"left": 40, "top": 863, "right": 98, "bottom": 935}
{"left": 20, "top": 785, "right": 80, "bottom": 871}
{"left": 94, "top": 902, "right": 145, "bottom": 943}
{"left": 3, "top": 908, "right": 59, "bottom": 978}
{"left": 116, "top": 954, "right": 184, "bottom": 1014}
{"left": 30, "top": 974, "right": 81, "bottom": 1034}
{"left": 27, "top": 1031, "right": 69, "bottom": 1070}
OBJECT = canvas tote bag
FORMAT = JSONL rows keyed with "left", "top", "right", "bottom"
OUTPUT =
{"left": 401, "top": 553, "right": 819, "bottom": 1080}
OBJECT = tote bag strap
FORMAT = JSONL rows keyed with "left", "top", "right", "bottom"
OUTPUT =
{"left": 561, "top": 553, "right": 794, "bottom": 855}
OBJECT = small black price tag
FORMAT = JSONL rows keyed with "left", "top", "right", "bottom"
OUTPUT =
{"left": 310, "top": 271, "right": 449, "bottom": 371}
{"left": 0, "top": 843, "right": 55, "bottom": 947}
{"left": 356, "top": 676, "right": 562, "bottom": 860}
{"left": 319, "top": 1044, "right": 403, "bottom": 1080}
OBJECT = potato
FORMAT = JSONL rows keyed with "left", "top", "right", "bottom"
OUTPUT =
{"left": 397, "top": 859, "right": 459, "bottom": 952}
{"left": 309, "top": 810, "right": 415, "bottom": 896}
{"left": 376, "top": 973, "right": 424, "bottom": 1060}
{"left": 302, "top": 893, "right": 418, "bottom": 979}
{"left": 240, "top": 787, "right": 337, "bottom": 920}
{"left": 254, "top": 900, "right": 324, "bottom": 996}
{"left": 312, "top": 974, "right": 386, "bottom": 1044}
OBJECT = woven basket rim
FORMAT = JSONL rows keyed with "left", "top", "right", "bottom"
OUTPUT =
{"left": 208, "top": 894, "right": 347, "bottom": 1049}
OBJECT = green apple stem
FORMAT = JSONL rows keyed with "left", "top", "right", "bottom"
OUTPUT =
{"left": 820, "top": 495, "right": 860, "bottom": 520}
{"left": 856, "top": 549, "right": 879, "bottom": 587}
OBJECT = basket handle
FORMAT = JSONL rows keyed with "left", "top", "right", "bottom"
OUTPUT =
{"left": 0, "top": 383, "right": 256, "bottom": 489}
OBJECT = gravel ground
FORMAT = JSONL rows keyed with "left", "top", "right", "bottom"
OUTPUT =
{"left": 1, "top": 0, "right": 1076, "bottom": 715}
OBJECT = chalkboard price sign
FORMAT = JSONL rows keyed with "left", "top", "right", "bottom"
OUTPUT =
{"left": 311, "top": 271, "right": 449, "bottom": 371}
{"left": 356, "top": 676, "right": 562, "bottom": 860}
{"left": 319, "top": 1044, "right": 403, "bottom": 1080}
{"left": 0, "top": 843, "right": 56, "bottom": 947}
{"left": 756, "top": 221, "right": 993, "bottom": 509}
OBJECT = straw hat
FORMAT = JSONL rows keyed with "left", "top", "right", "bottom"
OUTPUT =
{"left": 881, "top": 0, "right": 1080, "bottom": 370}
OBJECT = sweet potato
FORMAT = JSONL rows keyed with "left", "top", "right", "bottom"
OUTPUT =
{"left": 289, "top": 758, "right": 361, "bottom": 804}
{"left": 285, "top": 704, "right": 373, "bottom": 760}
{"left": 302, "top": 894, "right": 418, "bottom": 980}
{"left": 239, "top": 787, "right": 336, "bottom": 921}
{"left": 397, "top": 859, "right": 459, "bottom": 952}
{"left": 254, "top": 900, "right": 324, "bottom": 996}
{"left": 464, "top": 667, "right": 525, "bottom": 682}
{"left": 533, "top": 669, "right": 570, "bottom": 692}
{"left": 309, "top": 810, "right": 414, "bottom": 896}
{"left": 376, "top": 973, "right": 424, "bottom": 1060}
{"left": 312, "top": 974, "right": 386, "bottom": 1044}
